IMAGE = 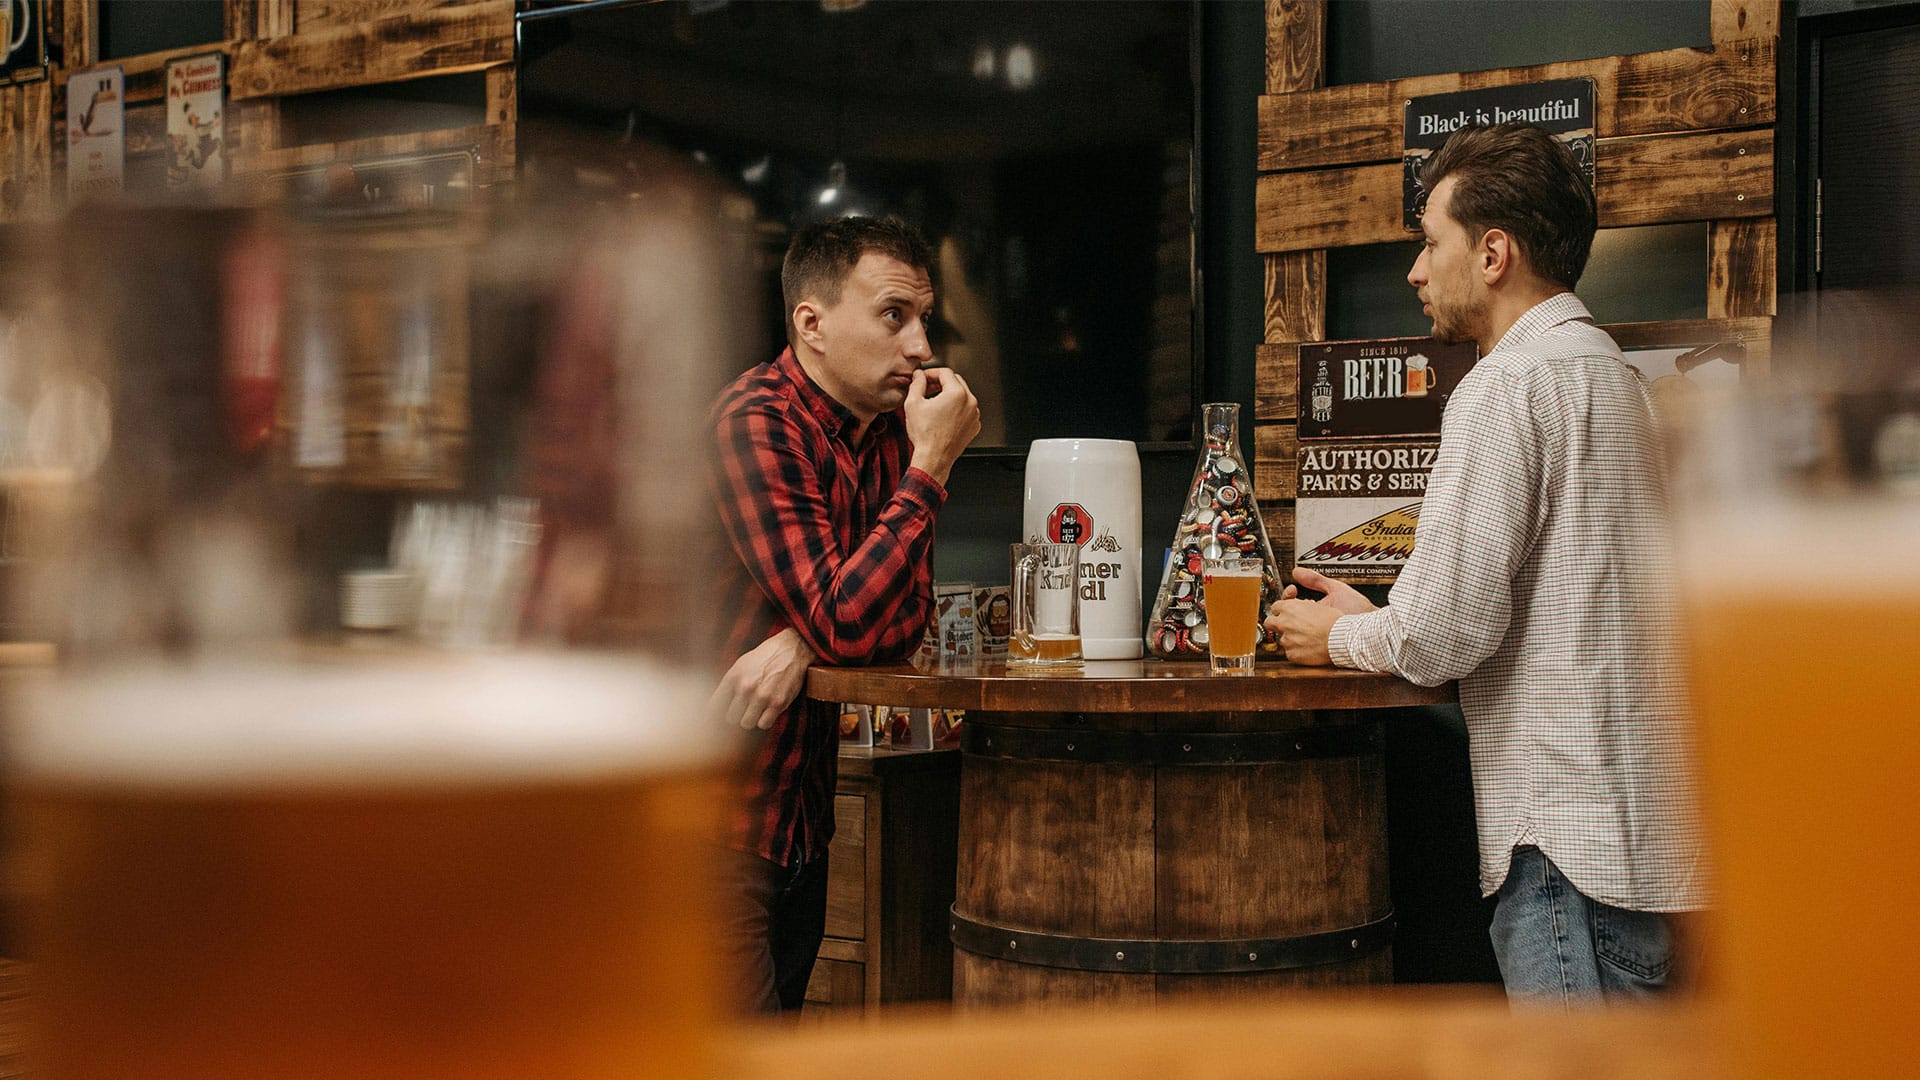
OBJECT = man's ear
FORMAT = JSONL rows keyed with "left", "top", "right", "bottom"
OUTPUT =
{"left": 1479, "top": 227, "right": 1515, "bottom": 287}
{"left": 792, "top": 301, "right": 825, "bottom": 351}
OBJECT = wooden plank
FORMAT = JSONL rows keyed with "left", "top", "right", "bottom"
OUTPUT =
{"left": 825, "top": 794, "right": 866, "bottom": 941}
{"left": 62, "top": 1, "right": 99, "bottom": 71}
{"left": 114, "top": 41, "right": 240, "bottom": 106}
{"left": 262, "top": 0, "right": 296, "bottom": 37}
{"left": 1264, "top": 0, "right": 1324, "bottom": 96}
{"left": 1258, "top": 38, "right": 1775, "bottom": 172}
{"left": 124, "top": 101, "right": 166, "bottom": 157}
{"left": 1263, "top": 251, "right": 1324, "bottom": 344}
{"left": 1254, "top": 343, "right": 1298, "bottom": 423}
{"left": 234, "top": 122, "right": 512, "bottom": 187}
{"left": 295, "top": 1, "right": 469, "bottom": 33}
{"left": 1712, "top": 0, "right": 1780, "bottom": 43}
{"left": 1707, "top": 217, "right": 1776, "bottom": 319}
{"left": 1604, "top": 315, "right": 1772, "bottom": 381}
{"left": 227, "top": 0, "right": 260, "bottom": 40}
{"left": 1597, "top": 128, "right": 1772, "bottom": 227}
{"left": 18, "top": 80, "right": 50, "bottom": 219}
{"left": 228, "top": 99, "right": 282, "bottom": 168}
{"left": 1253, "top": 421, "right": 1298, "bottom": 502}
{"left": 229, "top": 1, "right": 512, "bottom": 100}
{"left": 485, "top": 64, "right": 515, "bottom": 173}
{"left": 1256, "top": 127, "right": 1773, "bottom": 253}
{"left": 1604, "top": 315, "right": 1772, "bottom": 351}
{"left": 0, "top": 86, "right": 14, "bottom": 222}
{"left": 1260, "top": 501, "right": 1295, "bottom": 572}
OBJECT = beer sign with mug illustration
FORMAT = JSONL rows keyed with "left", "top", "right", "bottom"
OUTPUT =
{"left": 1298, "top": 336, "right": 1477, "bottom": 440}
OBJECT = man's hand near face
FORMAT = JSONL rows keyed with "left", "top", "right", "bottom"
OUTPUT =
{"left": 904, "top": 367, "right": 981, "bottom": 486}
{"left": 1263, "top": 566, "right": 1378, "bottom": 667}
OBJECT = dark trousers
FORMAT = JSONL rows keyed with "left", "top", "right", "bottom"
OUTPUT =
{"left": 718, "top": 847, "right": 829, "bottom": 1014}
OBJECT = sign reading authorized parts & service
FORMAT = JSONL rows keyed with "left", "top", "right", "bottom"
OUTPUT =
{"left": 1403, "top": 77, "right": 1596, "bottom": 230}
{"left": 1295, "top": 336, "right": 1476, "bottom": 584}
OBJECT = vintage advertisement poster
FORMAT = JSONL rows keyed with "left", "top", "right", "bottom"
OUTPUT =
{"left": 165, "top": 53, "right": 225, "bottom": 191}
{"left": 1294, "top": 440, "right": 1440, "bottom": 584}
{"left": 65, "top": 65, "right": 123, "bottom": 200}
{"left": 1403, "top": 77, "right": 1595, "bottom": 229}
{"left": 1299, "top": 336, "right": 1477, "bottom": 441}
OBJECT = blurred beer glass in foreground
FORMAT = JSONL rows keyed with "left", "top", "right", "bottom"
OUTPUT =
{"left": 1675, "top": 289, "right": 1920, "bottom": 1078}
{"left": 4, "top": 142, "right": 754, "bottom": 1078}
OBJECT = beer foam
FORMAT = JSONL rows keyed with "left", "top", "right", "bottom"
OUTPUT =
{"left": 1678, "top": 498, "right": 1920, "bottom": 595}
{"left": 9, "top": 651, "right": 729, "bottom": 789}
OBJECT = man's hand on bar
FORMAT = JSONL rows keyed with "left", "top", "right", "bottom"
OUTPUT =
{"left": 1265, "top": 567, "right": 1376, "bottom": 667}
{"left": 708, "top": 626, "right": 816, "bottom": 730}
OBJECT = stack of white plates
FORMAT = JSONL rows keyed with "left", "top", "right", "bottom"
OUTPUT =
{"left": 340, "top": 569, "right": 417, "bottom": 631}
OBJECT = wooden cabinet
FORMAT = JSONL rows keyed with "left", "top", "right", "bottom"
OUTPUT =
{"left": 803, "top": 745, "right": 962, "bottom": 1016}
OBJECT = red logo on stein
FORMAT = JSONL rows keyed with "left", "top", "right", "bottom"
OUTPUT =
{"left": 1047, "top": 503, "right": 1092, "bottom": 546}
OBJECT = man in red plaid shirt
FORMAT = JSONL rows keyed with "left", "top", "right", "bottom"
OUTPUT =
{"left": 706, "top": 215, "right": 979, "bottom": 1013}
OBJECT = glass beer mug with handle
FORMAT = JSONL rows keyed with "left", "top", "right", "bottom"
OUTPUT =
{"left": 1008, "top": 541, "right": 1082, "bottom": 669}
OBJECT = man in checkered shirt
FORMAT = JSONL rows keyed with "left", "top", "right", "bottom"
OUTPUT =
{"left": 1265, "top": 125, "right": 1708, "bottom": 1005}
{"left": 705, "top": 216, "right": 980, "bottom": 1013}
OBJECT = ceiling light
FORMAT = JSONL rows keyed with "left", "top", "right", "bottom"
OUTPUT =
{"left": 1006, "top": 44, "right": 1035, "bottom": 90}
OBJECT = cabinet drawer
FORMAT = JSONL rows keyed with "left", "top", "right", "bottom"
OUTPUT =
{"left": 825, "top": 793, "right": 866, "bottom": 940}
{"left": 801, "top": 955, "right": 865, "bottom": 1015}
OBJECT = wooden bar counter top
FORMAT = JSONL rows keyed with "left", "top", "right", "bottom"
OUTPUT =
{"left": 806, "top": 658, "right": 1457, "bottom": 1005}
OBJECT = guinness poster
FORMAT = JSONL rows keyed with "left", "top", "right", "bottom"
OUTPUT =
{"left": 1403, "top": 77, "right": 1596, "bottom": 230}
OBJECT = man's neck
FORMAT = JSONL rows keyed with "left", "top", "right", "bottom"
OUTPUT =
{"left": 1478, "top": 282, "right": 1571, "bottom": 355}
{"left": 793, "top": 346, "right": 875, "bottom": 443}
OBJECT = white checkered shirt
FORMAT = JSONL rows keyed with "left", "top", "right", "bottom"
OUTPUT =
{"left": 1328, "top": 293, "right": 1709, "bottom": 912}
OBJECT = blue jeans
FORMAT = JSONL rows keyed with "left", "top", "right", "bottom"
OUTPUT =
{"left": 1489, "top": 845, "right": 1676, "bottom": 1007}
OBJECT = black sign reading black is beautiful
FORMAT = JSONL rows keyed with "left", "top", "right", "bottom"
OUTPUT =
{"left": 1403, "top": 77, "right": 1596, "bottom": 230}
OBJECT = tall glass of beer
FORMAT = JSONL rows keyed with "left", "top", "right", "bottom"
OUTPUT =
{"left": 1201, "top": 557, "right": 1262, "bottom": 673}
{"left": 1676, "top": 289, "right": 1920, "bottom": 1076}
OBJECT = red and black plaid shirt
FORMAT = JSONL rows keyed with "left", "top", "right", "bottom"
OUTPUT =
{"left": 708, "top": 347, "right": 942, "bottom": 866}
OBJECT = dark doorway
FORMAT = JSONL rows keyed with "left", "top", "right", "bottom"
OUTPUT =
{"left": 1803, "top": 8, "right": 1920, "bottom": 291}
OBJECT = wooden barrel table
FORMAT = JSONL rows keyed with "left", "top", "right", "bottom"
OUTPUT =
{"left": 807, "top": 659, "right": 1456, "bottom": 1005}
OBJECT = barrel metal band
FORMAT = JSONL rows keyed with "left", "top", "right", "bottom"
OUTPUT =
{"left": 960, "top": 721, "right": 1378, "bottom": 765}
{"left": 949, "top": 908, "right": 1395, "bottom": 974}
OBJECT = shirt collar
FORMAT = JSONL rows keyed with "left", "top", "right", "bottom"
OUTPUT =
{"left": 774, "top": 346, "right": 895, "bottom": 442}
{"left": 1489, "top": 292, "right": 1594, "bottom": 356}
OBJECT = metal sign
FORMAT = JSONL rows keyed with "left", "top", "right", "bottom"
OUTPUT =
{"left": 165, "top": 53, "right": 225, "bottom": 191}
{"left": 1298, "top": 336, "right": 1477, "bottom": 440}
{"left": 66, "top": 65, "right": 123, "bottom": 200}
{"left": 1294, "top": 439, "right": 1441, "bottom": 585}
{"left": 1403, "top": 77, "right": 1596, "bottom": 230}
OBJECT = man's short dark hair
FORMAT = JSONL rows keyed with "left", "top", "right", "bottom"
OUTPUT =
{"left": 781, "top": 215, "right": 934, "bottom": 345}
{"left": 1419, "top": 124, "right": 1597, "bottom": 290}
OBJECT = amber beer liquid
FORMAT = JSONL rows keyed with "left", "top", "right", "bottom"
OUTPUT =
{"left": 1202, "top": 559, "right": 1262, "bottom": 673}
{"left": 10, "top": 654, "right": 727, "bottom": 1080}
{"left": 1009, "top": 631, "right": 1081, "bottom": 663}
{"left": 1682, "top": 506, "right": 1920, "bottom": 1078}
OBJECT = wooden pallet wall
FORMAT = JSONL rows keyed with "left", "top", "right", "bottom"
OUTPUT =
{"left": 0, "top": 0, "right": 516, "bottom": 223}
{"left": 1254, "top": 0, "right": 1781, "bottom": 566}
